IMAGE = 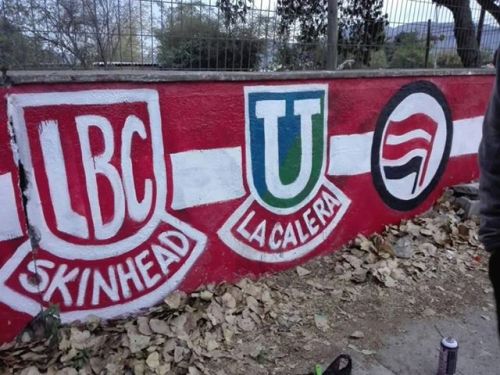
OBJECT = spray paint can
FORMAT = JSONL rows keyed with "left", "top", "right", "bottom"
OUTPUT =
{"left": 437, "top": 337, "right": 458, "bottom": 375}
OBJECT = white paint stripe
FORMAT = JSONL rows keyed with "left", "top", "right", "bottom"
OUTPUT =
{"left": 327, "top": 116, "right": 484, "bottom": 177}
{"left": 169, "top": 116, "right": 484, "bottom": 209}
{"left": 171, "top": 147, "right": 246, "bottom": 210}
{"left": 327, "top": 132, "right": 374, "bottom": 176}
{"left": 450, "top": 116, "right": 484, "bottom": 157}
{"left": 386, "top": 129, "right": 432, "bottom": 145}
{"left": 0, "top": 173, "right": 23, "bottom": 241}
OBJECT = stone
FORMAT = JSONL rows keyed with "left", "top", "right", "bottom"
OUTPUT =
{"left": 393, "top": 236, "right": 414, "bottom": 259}
{"left": 456, "top": 197, "right": 480, "bottom": 218}
{"left": 452, "top": 183, "right": 479, "bottom": 197}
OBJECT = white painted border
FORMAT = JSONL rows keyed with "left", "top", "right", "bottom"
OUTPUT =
{"left": 0, "top": 214, "right": 207, "bottom": 322}
{"left": 244, "top": 84, "right": 329, "bottom": 215}
{"left": 0, "top": 241, "right": 41, "bottom": 316}
{"left": 0, "top": 172, "right": 24, "bottom": 241}
{"left": 8, "top": 90, "right": 167, "bottom": 260}
{"left": 217, "top": 179, "right": 350, "bottom": 263}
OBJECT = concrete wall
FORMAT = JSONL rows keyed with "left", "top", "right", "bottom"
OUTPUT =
{"left": 0, "top": 70, "right": 494, "bottom": 343}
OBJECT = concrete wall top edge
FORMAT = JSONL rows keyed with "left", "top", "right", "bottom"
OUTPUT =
{"left": 2, "top": 68, "right": 495, "bottom": 85}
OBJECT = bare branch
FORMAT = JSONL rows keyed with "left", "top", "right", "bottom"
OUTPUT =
{"left": 476, "top": 0, "right": 500, "bottom": 25}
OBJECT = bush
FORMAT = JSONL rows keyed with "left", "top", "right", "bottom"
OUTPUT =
{"left": 370, "top": 49, "right": 388, "bottom": 68}
{"left": 156, "top": 4, "right": 264, "bottom": 70}
{"left": 387, "top": 32, "right": 426, "bottom": 69}
{"left": 274, "top": 40, "right": 326, "bottom": 71}
{"left": 436, "top": 52, "right": 463, "bottom": 68}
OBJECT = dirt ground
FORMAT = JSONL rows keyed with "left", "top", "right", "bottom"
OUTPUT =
{"left": 0, "top": 190, "right": 496, "bottom": 375}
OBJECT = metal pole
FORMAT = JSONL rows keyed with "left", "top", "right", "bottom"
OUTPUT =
{"left": 425, "top": 19, "right": 432, "bottom": 68}
{"left": 477, "top": 7, "right": 486, "bottom": 48}
{"left": 326, "top": 0, "right": 338, "bottom": 70}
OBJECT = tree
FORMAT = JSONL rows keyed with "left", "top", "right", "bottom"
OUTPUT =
{"left": 155, "top": 3, "right": 264, "bottom": 70}
{"left": 386, "top": 32, "right": 427, "bottom": 68}
{"left": 5, "top": 0, "right": 140, "bottom": 67}
{"left": 276, "top": 0, "right": 388, "bottom": 68}
{"left": 218, "top": 0, "right": 253, "bottom": 27}
{"left": 340, "top": 0, "right": 388, "bottom": 65}
{"left": 0, "top": 18, "right": 57, "bottom": 68}
{"left": 432, "top": 0, "right": 480, "bottom": 67}
{"left": 476, "top": 0, "right": 500, "bottom": 25}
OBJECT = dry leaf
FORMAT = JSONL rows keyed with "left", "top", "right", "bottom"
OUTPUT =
{"left": 146, "top": 352, "right": 160, "bottom": 369}
{"left": 350, "top": 331, "right": 365, "bottom": 339}
{"left": 296, "top": 266, "right": 311, "bottom": 277}
{"left": 127, "top": 333, "right": 151, "bottom": 353}
{"left": 150, "top": 318, "right": 170, "bottom": 336}
{"left": 221, "top": 293, "right": 237, "bottom": 309}
{"left": 164, "top": 292, "right": 185, "bottom": 310}
{"left": 314, "top": 314, "right": 329, "bottom": 332}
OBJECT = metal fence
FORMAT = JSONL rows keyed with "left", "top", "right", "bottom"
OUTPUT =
{"left": 0, "top": 0, "right": 498, "bottom": 71}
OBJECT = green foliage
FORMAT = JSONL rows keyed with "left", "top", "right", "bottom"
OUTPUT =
{"left": 0, "top": 18, "right": 56, "bottom": 68}
{"left": 436, "top": 52, "right": 463, "bottom": 68}
{"left": 386, "top": 32, "right": 427, "bottom": 69}
{"left": 218, "top": 0, "right": 253, "bottom": 27}
{"left": 274, "top": 41, "right": 327, "bottom": 71}
{"left": 370, "top": 49, "right": 388, "bottom": 68}
{"left": 156, "top": 4, "right": 264, "bottom": 70}
{"left": 276, "top": 0, "right": 388, "bottom": 68}
{"left": 339, "top": 0, "right": 388, "bottom": 66}
{"left": 481, "top": 50, "right": 495, "bottom": 65}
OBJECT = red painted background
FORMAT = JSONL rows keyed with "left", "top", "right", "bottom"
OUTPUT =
{"left": 0, "top": 74, "right": 494, "bottom": 344}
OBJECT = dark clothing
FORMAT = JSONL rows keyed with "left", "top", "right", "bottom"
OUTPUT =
{"left": 480, "top": 51, "right": 500, "bottom": 252}
{"left": 480, "top": 49, "right": 500, "bottom": 336}
{"left": 489, "top": 250, "right": 500, "bottom": 336}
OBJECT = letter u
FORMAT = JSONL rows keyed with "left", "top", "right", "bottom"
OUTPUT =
{"left": 256, "top": 98, "right": 321, "bottom": 200}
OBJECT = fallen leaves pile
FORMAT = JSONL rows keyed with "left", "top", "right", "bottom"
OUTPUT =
{"left": 336, "top": 191, "right": 484, "bottom": 289}
{"left": 0, "top": 187, "right": 491, "bottom": 375}
{"left": 0, "top": 279, "right": 280, "bottom": 375}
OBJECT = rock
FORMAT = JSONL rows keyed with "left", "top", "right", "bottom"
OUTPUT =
{"left": 393, "top": 236, "right": 414, "bottom": 259}
{"left": 456, "top": 196, "right": 480, "bottom": 218}
{"left": 452, "top": 183, "right": 479, "bottom": 197}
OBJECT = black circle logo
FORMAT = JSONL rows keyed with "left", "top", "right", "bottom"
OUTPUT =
{"left": 371, "top": 81, "right": 453, "bottom": 211}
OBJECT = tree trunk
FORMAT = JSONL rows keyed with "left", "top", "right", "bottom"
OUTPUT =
{"left": 434, "top": 0, "right": 480, "bottom": 68}
{"left": 476, "top": 0, "right": 500, "bottom": 25}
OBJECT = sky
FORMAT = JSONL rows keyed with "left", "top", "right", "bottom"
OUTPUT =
{"left": 383, "top": 0, "right": 496, "bottom": 26}
{"left": 252, "top": 0, "right": 497, "bottom": 26}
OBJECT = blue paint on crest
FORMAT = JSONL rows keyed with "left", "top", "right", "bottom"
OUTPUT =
{"left": 247, "top": 89, "right": 324, "bottom": 203}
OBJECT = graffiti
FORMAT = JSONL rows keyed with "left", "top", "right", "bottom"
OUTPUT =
{"left": 0, "top": 75, "right": 493, "bottom": 343}
{"left": 0, "top": 90, "right": 206, "bottom": 321}
{"left": 0, "top": 172, "right": 23, "bottom": 241}
{"left": 371, "top": 82, "right": 453, "bottom": 211}
{"left": 219, "top": 84, "right": 350, "bottom": 263}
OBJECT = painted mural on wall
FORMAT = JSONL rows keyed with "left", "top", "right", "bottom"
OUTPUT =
{"left": 0, "top": 74, "right": 493, "bottom": 343}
